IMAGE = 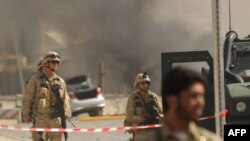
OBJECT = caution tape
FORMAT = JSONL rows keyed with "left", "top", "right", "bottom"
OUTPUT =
{"left": 0, "top": 124, "right": 162, "bottom": 133}
{"left": 199, "top": 109, "right": 228, "bottom": 120}
{"left": 0, "top": 109, "right": 228, "bottom": 133}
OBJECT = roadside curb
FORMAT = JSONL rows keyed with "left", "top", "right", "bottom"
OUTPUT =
{"left": 0, "top": 130, "right": 27, "bottom": 141}
{"left": 78, "top": 115, "right": 125, "bottom": 121}
{"left": 0, "top": 119, "right": 18, "bottom": 125}
{"left": 0, "top": 109, "right": 21, "bottom": 124}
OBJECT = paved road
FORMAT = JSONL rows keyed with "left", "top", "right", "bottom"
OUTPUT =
{"left": 0, "top": 118, "right": 132, "bottom": 141}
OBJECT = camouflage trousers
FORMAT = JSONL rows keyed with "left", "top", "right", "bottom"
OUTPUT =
{"left": 133, "top": 129, "right": 159, "bottom": 141}
{"left": 32, "top": 114, "right": 62, "bottom": 141}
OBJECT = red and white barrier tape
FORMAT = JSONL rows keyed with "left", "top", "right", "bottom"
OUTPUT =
{"left": 0, "top": 124, "right": 162, "bottom": 133}
{"left": 199, "top": 109, "right": 228, "bottom": 120}
{"left": 0, "top": 109, "right": 228, "bottom": 133}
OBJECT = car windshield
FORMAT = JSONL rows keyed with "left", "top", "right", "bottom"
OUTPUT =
{"left": 66, "top": 75, "right": 90, "bottom": 90}
{"left": 66, "top": 75, "right": 87, "bottom": 84}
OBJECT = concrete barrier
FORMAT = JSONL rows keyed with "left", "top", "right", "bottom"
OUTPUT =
{"left": 103, "top": 95, "right": 128, "bottom": 115}
{"left": 0, "top": 109, "right": 21, "bottom": 125}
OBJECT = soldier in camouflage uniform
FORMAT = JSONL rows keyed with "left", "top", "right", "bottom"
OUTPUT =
{"left": 125, "top": 72, "right": 162, "bottom": 141}
{"left": 22, "top": 51, "right": 71, "bottom": 141}
{"left": 137, "top": 67, "right": 222, "bottom": 141}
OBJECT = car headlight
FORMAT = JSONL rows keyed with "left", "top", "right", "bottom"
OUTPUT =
{"left": 236, "top": 102, "right": 246, "bottom": 112}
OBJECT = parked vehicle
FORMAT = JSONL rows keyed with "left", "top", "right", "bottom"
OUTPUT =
{"left": 66, "top": 75, "right": 105, "bottom": 116}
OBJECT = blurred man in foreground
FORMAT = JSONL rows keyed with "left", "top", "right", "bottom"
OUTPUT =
{"left": 137, "top": 67, "right": 222, "bottom": 141}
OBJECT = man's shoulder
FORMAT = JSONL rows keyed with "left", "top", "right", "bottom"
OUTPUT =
{"left": 26, "top": 72, "right": 40, "bottom": 83}
{"left": 198, "top": 127, "right": 222, "bottom": 141}
{"left": 137, "top": 125, "right": 222, "bottom": 141}
{"left": 148, "top": 90, "right": 159, "bottom": 98}
{"left": 129, "top": 91, "right": 139, "bottom": 96}
{"left": 148, "top": 90, "right": 157, "bottom": 95}
{"left": 54, "top": 74, "right": 66, "bottom": 83}
{"left": 128, "top": 92, "right": 138, "bottom": 99}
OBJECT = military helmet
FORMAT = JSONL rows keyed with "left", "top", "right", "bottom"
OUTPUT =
{"left": 134, "top": 72, "right": 151, "bottom": 87}
{"left": 42, "top": 51, "right": 61, "bottom": 64}
{"left": 37, "top": 58, "right": 43, "bottom": 70}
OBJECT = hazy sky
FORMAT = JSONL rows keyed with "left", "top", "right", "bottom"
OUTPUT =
{"left": 0, "top": 0, "right": 250, "bottom": 94}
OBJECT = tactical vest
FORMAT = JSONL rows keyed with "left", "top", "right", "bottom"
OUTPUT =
{"left": 133, "top": 91, "right": 160, "bottom": 125}
{"left": 33, "top": 72, "right": 63, "bottom": 116}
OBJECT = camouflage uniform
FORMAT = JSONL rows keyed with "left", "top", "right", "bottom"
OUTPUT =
{"left": 125, "top": 72, "right": 162, "bottom": 141}
{"left": 22, "top": 52, "right": 71, "bottom": 141}
{"left": 136, "top": 121, "right": 222, "bottom": 141}
{"left": 126, "top": 90, "right": 162, "bottom": 124}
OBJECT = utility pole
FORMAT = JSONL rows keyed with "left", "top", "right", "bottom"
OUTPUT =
{"left": 99, "top": 62, "right": 105, "bottom": 90}
{"left": 212, "top": 0, "right": 225, "bottom": 137}
{"left": 12, "top": 25, "right": 25, "bottom": 94}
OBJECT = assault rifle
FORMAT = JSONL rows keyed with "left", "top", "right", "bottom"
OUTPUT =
{"left": 51, "top": 83, "right": 68, "bottom": 141}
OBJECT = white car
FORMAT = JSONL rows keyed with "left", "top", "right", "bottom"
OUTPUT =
{"left": 66, "top": 75, "right": 105, "bottom": 116}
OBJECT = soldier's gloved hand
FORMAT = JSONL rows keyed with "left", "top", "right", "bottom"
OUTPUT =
{"left": 22, "top": 113, "right": 30, "bottom": 123}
